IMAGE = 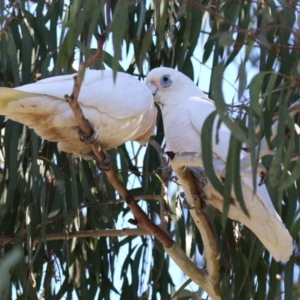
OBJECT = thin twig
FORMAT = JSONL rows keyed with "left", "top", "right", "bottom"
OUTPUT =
{"left": 33, "top": 195, "right": 164, "bottom": 231}
{"left": 0, "top": 229, "right": 148, "bottom": 249}
{"left": 32, "top": 228, "right": 147, "bottom": 249}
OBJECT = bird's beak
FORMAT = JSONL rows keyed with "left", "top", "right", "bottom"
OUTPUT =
{"left": 146, "top": 82, "right": 158, "bottom": 96}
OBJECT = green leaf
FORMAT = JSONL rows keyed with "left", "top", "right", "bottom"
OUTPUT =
{"left": 237, "top": 62, "right": 247, "bottom": 101}
{"left": 0, "top": 247, "right": 23, "bottom": 299}
{"left": 20, "top": 19, "right": 33, "bottom": 84}
{"left": 7, "top": 30, "right": 20, "bottom": 86}
{"left": 249, "top": 72, "right": 273, "bottom": 117}
{"left": 109, "top": 0, "right": 129, "bottom": 77}
{"left": 284, "top": 254, "right": 294, "bottom": 300}
{"left": 212, "top": 62, "right": 248, "bottom": 143}
{"left": 138, "top": 25, "right": 153, "bottom": 73}
{"left": 201, "top": 112, "right": 224, "bottom": 196}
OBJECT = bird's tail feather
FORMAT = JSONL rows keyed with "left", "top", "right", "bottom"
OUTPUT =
{"left": 189, "top": 167, "right": 293, "bottom": 262}
{"left": 0, "top": 88, "right": 36, "bottom": 112}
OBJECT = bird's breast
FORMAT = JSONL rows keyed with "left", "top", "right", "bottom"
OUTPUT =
{"left": 162, "top": 109, "right": 201, "bottom": 153}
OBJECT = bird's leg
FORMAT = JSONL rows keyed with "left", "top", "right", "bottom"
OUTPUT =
{"left": 77, "top": 121, "right": 111, "bottom": 170}
{"left": 180, "top": 192, "right": 194, "bottom": 209}
{"left": 76, "top": 121, "right": 98, "bottom": 144}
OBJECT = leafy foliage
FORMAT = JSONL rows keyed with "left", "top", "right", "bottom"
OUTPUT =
{"left": 0, "top": 0, "right": 300, "bottom": 299}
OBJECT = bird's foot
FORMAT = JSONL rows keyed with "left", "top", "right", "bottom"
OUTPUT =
{"left": 82, "top": 150, "right": 111, "bottom": 171}
{"left": 96, "top": 151, "right": 111, "bottom": 172}
{"left": 76, "top": 122, "right": 98, "bottom": 144}
{"left": 170, "top": 175, "right": 180, "bottom": 185}
{"left": 189, "top": 167, "right": 208, "bottom": 187}
{"left": 179, "top": 191, "right": 207, "bottom": 214}
{"left": 179, "top": 192, "right": 193, "bottom": 209}
{"left": 200, "top": 191, "right": 207, "bottom": 200}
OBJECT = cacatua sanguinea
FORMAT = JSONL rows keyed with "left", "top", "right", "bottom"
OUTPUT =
{"left": 146, "top": 67, "right": 293, "bottom": 262}
{"left": 0, "top": 70, "right": 157, "bottom": 157}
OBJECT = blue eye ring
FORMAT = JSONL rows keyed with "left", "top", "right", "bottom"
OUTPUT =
{"left": 160, "top": 75, "right": 172, "bottom": 88}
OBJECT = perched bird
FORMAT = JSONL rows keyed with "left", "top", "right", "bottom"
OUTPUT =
{"left": 146, "top": 67, "right": 293, "bottom": 262}
{"left": 0, "top": 70, "right": 157, "bottom": 157}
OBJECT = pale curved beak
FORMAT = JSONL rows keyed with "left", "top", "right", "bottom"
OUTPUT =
{"left": 146, "top": 82, "right": 158, "bottom": 96}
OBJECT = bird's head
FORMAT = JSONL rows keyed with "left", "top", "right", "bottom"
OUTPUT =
{"left": 146, "top": 67, "right": 198, "bottom": 107}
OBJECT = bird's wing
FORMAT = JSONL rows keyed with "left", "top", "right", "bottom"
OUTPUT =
{"left": 0, "top": 70, "right": 156, "bottom": 155}
{"left": 187, "top": 97, "right": 283, "bottom": 217}
{"left": 187, "top": 97, "right": 232, "bottom": 162}
{"left": 188, "top": 97, "right": 293, "bottom": 261}
{"left": 13, "top": 70, "right": 154, "bottom": 119}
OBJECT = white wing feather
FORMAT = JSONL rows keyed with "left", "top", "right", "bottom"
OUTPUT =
{"left": 15, "top": 70, "right": 152, "bottom": 118}
{"left": 188, "top": 97, "right": 293, "bottom": 262}
{"left": 0, "top": 70, "right": 157, "bottom": 156}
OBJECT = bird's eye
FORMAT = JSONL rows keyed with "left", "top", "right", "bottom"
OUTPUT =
{"left": 160, "top": 75, "right": 172, "bottom": 88}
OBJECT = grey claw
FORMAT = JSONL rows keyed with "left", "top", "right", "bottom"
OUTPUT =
{"left": 182, "top": 198, "right": 194, "bottom": 209}
{"left": 76, "top": 122, "right": 98, "bottom": 144}
{"left": 200, "top": 192, "right": 207, "bottom": 200}
{"left": 96, "top": 151, "right": 111, "bottom": 171}
{"left": 170, "top": 176, "right": 179, "bottom": 184}
{"left": 199, "top": 178, "right": 208, "bottom": 188}
{"left": 179, "top": 191, "right": 185, "bottom": 198}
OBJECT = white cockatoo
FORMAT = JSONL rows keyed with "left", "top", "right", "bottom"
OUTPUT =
{"left": 0, "top": 70, "right": 157, "bottom": 157}
{"left": 146, "top": 67, "right": 293, "bottom": 262}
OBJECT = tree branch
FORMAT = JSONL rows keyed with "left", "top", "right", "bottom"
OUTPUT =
{"left": 63, "top": 37, "right": 221, "bottom": 299}
{"left": 32, "top": 228, "right": 147, "bottom": 249}
{"left": 169, "top": 165, "right": 221, "bottom": 299}
{"left": 165, "top": 242, "right": 220, "bottom": 300}
{"left": 0, "top": 228, "right": 148, "bottom": 249}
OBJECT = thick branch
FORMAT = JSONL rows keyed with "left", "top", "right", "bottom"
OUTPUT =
{"left": 171, "top": 166, "right": 221, "bottom": 299}
{"left": 165, "top": 242, "right": 220, "bottom": 300}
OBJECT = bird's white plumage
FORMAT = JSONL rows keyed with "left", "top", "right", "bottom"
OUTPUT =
{"left": 146, "top": 67, "right": 293, "bottom": 262}
{"left": 0, "top": 70, "right": 157, "bottom": 157}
